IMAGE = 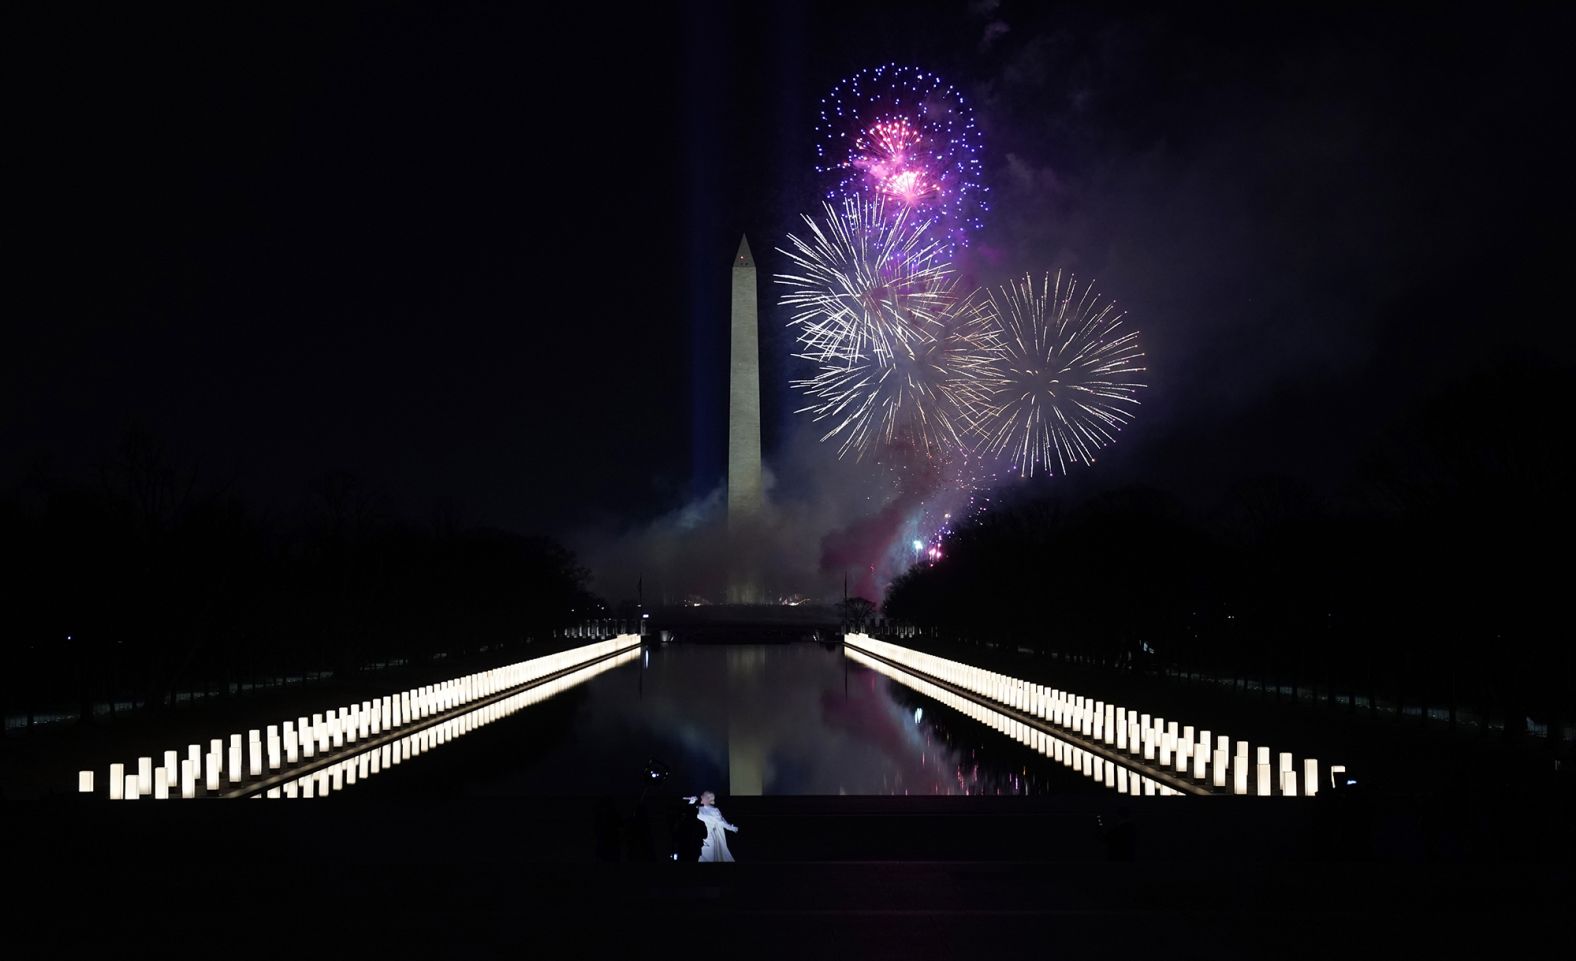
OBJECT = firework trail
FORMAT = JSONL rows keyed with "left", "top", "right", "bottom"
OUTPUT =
{"left": 815, "top": 63, "right": 987, "bottom": 250}
{"left": 975, "top": 272, "right": 1147, "bottom": 477}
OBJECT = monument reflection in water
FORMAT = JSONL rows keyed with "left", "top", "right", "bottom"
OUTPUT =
{"left": 388, "top": 643, "right": 1098, "bottom": 797}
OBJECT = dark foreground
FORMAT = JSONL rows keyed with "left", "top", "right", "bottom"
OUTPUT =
{"left": 15, "top": 790, "right": 1571, "bottom": 959}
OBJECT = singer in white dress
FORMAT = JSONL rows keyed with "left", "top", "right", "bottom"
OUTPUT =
{"left": 684, "top": 791, "right": 739, "bottom": 862}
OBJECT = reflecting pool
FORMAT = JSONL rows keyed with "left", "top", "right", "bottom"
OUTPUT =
{"left": 353, "top": 642, "right": 1102, "bottom": 797}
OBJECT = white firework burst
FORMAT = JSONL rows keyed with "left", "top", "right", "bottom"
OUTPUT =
{"left": 775, "top": 197, "right": 952, "bottom": 367}
{"left": 975, "top": 272, "right": 1147, "bottom": 477}
{"left": 792, "top": 279, "right": 999, "bottom": 462}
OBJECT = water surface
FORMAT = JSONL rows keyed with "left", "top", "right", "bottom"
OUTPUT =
{"left": 358, "top": 641, "right": 1101, "bottom": 797}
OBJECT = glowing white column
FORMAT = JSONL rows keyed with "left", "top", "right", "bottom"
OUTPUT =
{"left": 330, "top": 709, "right": 344, "bottom": 748}
{"left": 284, "top": 780, "right": 298, "bottom": 799}
{"left": 187, "top": 744, "right": 201, "bottom": 782}
{"left": 109, "top": 764, "right": 126, "bottom": 800}
{"left": 267, "top": 735, "right": 281, "bottom": 772}
{"left": 1213, "top": 748, "right": 1228, "bottom": 788}
{"left": 205, "top": 753, "right": 220, "bottom": 792}
{"left": 284, "top": 723, "right": 299, "bottom": 764}
{"left": 181, "top": 759, "right": 196, "bottom": 799}
{"left": 137, "top": 756, "right": 153, "bottom": 791}
{"left": 125, "top": 775, "right": 139, "bottom": 799}
{"left": 266, "top": 787, "right": 281, "bottom": 799}
{"left": 1177, "top": 725, "right": 1193, "bottom": 772}
{"left": 162, "top": 751, "right": 179, "bottom": 787}
{"left": 248, "top": 731, "right": 263, "bottom": 777}
{"left": 1282, "top": 769, "right": 1298, "bottom": 796}
{"left": 1194, "top": 730, "right": 1210, "bottom": 780}
{"left": 228, "top": 737, "right": 244, "bottom": 784}
{"left": 1142, "top": 717, "right": 1156, "bottom": 760}
{"left": 1158, "top": 719, "right": 1172, "bottom": 767}
{"left": 1115, "top": 708, "right": 1128, "bottom": 750}
{"left": 153, "top": 769, "right": 169, "bottom": 799}
{"left": 78, "top": 770, "right": 94, "bottom": 794}
{"left": 1233, "top": 750, "right": 1248, "bottom": 795}
{"left": 1256, "top": 746, "right": 1272, "bottom": 796}
{"left": 1303, "top": 759, "right": 1319, "bottom": 796}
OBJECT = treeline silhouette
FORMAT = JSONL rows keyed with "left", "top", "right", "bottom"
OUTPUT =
{"left": 884, "top": 366, "right": 1573, "bottom": 745}
{"left": 1, "top": 432, "right": 605, "bottom": 732}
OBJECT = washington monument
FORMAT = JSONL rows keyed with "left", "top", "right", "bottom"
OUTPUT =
{"left": 727, "top": 235, "right": 764, "bottom": 603}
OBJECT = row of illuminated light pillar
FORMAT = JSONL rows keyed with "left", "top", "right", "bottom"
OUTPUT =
{"left": 845, "top": 635, "right": 1337, "bottom": 797}
{"left": 845, "top": 646, "right": 1185, "bottom": 795}
{"left": 245, "top": 648, "right": 641, "bottom": 798}
{"left": 79, "top": 635, "right": 641, "bottom": 799}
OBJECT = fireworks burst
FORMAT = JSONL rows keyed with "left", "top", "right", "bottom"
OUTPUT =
{"left": 776, "top": 197, "right": 951, "bottom": 368}
{"left": 815, "top": 64, "right": 987, "bottom": 249}
{"left": 791, "top": 282, "right": 999, "bottom": 461}
{"left": 975, "top": 272, "right": 1147, "bottom": 477}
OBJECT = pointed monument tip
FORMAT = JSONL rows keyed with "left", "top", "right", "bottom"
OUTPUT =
{"left": 734, "top": 234, "right": 754, "bottom": 269}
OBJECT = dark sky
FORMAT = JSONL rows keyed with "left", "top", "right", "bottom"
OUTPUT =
{"left": 8, "top": 1, "right": 1572, "bottom": 542}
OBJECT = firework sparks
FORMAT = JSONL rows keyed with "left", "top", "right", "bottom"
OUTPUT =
{"left": 976, "top": 272, "right": 1147, "bottom": 477}
{"left": 815, "top": 64, "right": 987, "bottom": 250}
{"left": 775, "top": 197, "right": 951, "bottom": 368}
{"left": 790, "top": 281, "right": 999, "bottom": 461}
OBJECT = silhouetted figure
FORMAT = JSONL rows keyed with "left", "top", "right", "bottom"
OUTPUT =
{"left": 1100, "top": 807, "right": 1136, "bottom": 861}
{"left": 625, "top": 798, "right": 656, "bottom": 861}
{"left": 593, "top": 797, "right": 621, "bottom": 862}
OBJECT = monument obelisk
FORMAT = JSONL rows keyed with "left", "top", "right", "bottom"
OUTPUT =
{"left": 727, "top": 235, "right": 764, "bottom": 603}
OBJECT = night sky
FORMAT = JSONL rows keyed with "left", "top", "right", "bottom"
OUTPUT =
{"left": 9, "top": 2, "right": 1572, "bottom": 573}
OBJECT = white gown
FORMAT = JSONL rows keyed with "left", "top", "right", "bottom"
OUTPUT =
{"left": 696, "top": 804, "right": 738, "bottom": 862}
